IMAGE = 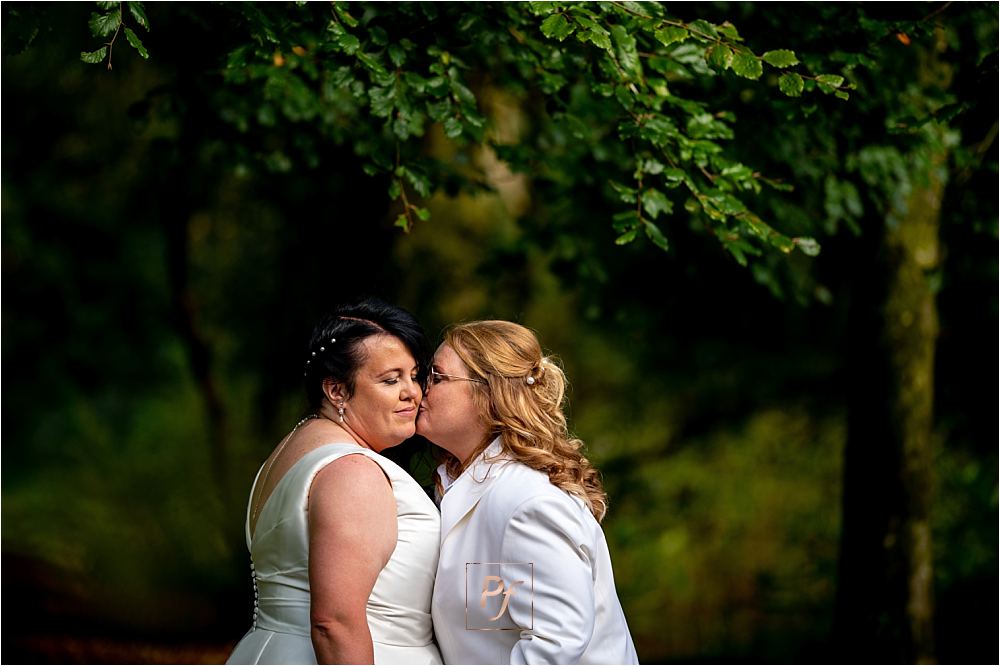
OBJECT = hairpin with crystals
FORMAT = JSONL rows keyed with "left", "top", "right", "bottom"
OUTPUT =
{"left": 304, "top": 337, "right": 338, "bottom": 377}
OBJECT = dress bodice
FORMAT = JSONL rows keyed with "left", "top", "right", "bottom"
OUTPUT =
{"left": 228, "top": 443, "right": 441, "bottom": 665}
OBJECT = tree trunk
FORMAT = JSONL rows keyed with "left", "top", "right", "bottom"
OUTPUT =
{"left": 836, "top": 140, "right": 945, "bottom": 663}
{"left": 150, "top": 131, "right": 229, "bottom": 490}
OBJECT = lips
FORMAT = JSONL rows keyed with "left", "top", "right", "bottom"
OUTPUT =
{"left": 395, "top": 407, "right": 417, "bottom": 417}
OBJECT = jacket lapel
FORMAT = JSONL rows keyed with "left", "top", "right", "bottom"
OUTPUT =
{"left": 439, "top": 437, "right": 509, "bottom": 544}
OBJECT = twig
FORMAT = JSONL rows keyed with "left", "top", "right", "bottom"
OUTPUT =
{"left": 921, "top": 2, "right": 953, "bottom": 22}
{"left": 105, "top": 4, "right": 125, "bottom": 71}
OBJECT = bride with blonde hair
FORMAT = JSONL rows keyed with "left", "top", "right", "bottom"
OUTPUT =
{"left": 417, "top": 320, "right": 638, "bottom": 664}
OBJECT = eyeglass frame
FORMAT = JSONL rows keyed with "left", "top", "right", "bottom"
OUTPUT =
{"left": 428, "top": 368, "right": 486, "bottom": 386}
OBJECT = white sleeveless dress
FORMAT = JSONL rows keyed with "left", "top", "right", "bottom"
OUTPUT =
{"left": 227, "top": 443, "right": 442, "bottom": 664}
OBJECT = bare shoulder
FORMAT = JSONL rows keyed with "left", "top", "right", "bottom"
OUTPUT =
{"left": 310, "top": 452, "right": 393, "bottom": 508}
{"left": 308, "top": 452, "right": 397, "bottom": 577}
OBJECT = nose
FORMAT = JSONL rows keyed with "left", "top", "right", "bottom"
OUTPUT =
{"left": 401, "top": 376, "right": 421, "bottom": 401}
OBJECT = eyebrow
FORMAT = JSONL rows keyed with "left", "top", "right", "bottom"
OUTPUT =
{"left": 375, "top": 363, "right": 420, "bottom": 377}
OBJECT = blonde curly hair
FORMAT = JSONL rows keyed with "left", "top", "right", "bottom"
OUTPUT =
{"left": 440, "top": 320, "right": 608, "bottom": 522}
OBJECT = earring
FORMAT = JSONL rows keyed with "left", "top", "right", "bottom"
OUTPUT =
{"left": 338, "top": 405, "right": 345, "bottom": 422}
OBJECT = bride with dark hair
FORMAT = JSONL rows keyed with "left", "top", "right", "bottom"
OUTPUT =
{"left": 227, "top": 298, "right": 441, "bottom": 665}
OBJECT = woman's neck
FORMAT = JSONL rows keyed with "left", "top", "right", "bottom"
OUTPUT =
{"left": 458, "top": 434, "right": 499, "bottom": 471}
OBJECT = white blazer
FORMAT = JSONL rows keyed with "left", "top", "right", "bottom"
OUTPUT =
{"left": 432, "top": 438, "right": 639, "bottom": 665}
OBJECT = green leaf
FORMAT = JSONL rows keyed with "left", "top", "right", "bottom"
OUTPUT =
{"left": 426, "top": 76, "right": 449, "bottom": 97}
{"left": 540, "top": 14, "right": 576, "bottom": 41}
{"left": 794, "top": 237, "right": 821, "bottom": 256}
{"left": 369, "top": 26, "right": 389, "bottom": 46}
{"left": 394, "top": 213, "right": 411, "bottom": 231}
{"left": 451, "top": 80, "right": 476, "bottom": 108}
{"left": 612, "top": 1, "right": 652, "bottom": 19}
{"left": 609, "top": 180, "right": 637, "bottom": 203}
{"left": 615, "top": 229, "right": 639, "bottom": 245}
{"left": 721, "top": 162, "right": 753, "bottom": 180}
{"left": 96, "top": 1, "right": 119, "bottom": 9}
{"left": 642, "top": 188, "right": 673, "bottom": 219}
{"left": 610, "top": 24, "right": 641, "bottom": 79}
{"left": 761, "top": 49, "right": 798, "bottom": 68}
{"left": 128, "top": 2, "right": 149, "bottom": 30}
{"left": 706, "top": 44, "right": 732, "bottom": 71}
{"left": 653, "top": 26, "right": 688, "bottom": 47}
{"left": 583, "top": 28, "right": 612, "bottom": 51}
{"left": 687, "top": 19, "right": 719, "bottom": 40}
{"left": 731, "top": 51, "right": 762, "bottom": 80}
{"left": 644, "top": 221, "right": 669, "bottom": 251}
{"left": 640, "top": 158, "right": 665, "bottom": 175}
{"left": 388, "top": 180, "right": 401, "bottom": 200}
{"left": 335, "top": 32, "right": 360, "bottom": 55}
{"left": 369, "top": 85, "right": 396, "bottom": 117}
{"left": 778, "top": 72, "right": 804, "bottom": 97}
{"left": 636, "top": 115, "right": 679, "bottom": 146}
{"left": 723, "top": 239, "right": 752, "bottom": 266}
{"left": 663, "top": 168, "right": 686, "bottom": 182}
{"left": 88, "top": 11, "right": 119, "bottom": 38}
{"left": 333, "top": 2, "right": 359, "bottom": 28}
{"left": 80, "top": 46, "right": 108, "bottom": 64}
{"left": 716, "top": 21, "right": 741, "bottom": 41}
{"left": 835, "top": 90, "right": 850, "bottom": 101}
{"left": 415, "top": 207, "right": 431, "bottom": 221}
{"left": 442, "top": 117, "right": 462, "bottom": 138}
{"left": 124, "top": 27, "right": 149, "bottom": 59}
{"left": 225, "top": 45, "right": 251, "bottom": 70}
{"left": 527, "top": 2, "right": 561, "bottom": 16}
{"left": 816, "top": 73, "right": 845, "bottom": 93}
{"left": 388, "top": 44, "right": 406, "bottom": 68}
{"left": 612, "top": 210, "right": 638, "bottom": 232}
{"left": 356, "top": 52, "right": 388, "bottom": 78}
{"left": 401, "top": 166, "right": 431, "bottom": 197}
{"left": 715, "top": 192, "right": 747, "bottom": 215}
{"left": 571, "top": 14, "right": 602, "bottom": 32}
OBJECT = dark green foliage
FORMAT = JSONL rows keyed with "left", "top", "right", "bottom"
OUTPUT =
{"left": 81, "top": 2, "right": 150, "bottom": 69}
{"left": 78, "top": 2, "right": 849, "bottom": 263}
{"left": 2, "top": 2, "right": 996, "bottom": 662}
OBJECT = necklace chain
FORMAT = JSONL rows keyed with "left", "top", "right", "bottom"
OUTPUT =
{"left": 250, "top": 414, "right": 318, "bottom": 527}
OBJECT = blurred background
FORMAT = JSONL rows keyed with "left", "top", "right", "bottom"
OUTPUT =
{"left": 2, "top": 2, "right": 996, "bottom": 664}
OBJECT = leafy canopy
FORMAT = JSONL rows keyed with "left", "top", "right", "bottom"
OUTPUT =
{"left": 82, "top": 2, "right": 854, "bottom": 264}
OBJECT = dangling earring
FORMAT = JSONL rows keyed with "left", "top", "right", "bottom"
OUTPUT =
{"left": 338, "top": 405, "right": 345, "bottom": 422}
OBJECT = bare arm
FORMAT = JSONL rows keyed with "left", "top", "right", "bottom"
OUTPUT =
{"left": 308, "top": 454, "right": 397, "bottom": 664}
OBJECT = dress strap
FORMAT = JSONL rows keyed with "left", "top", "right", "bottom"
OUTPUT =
{"left": 245, "top": 462, "right": 267, "bottom": 551}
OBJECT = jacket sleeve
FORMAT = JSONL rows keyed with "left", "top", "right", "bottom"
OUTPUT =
{"left": 500, "top": 493, "right": 596, "bottom": 665}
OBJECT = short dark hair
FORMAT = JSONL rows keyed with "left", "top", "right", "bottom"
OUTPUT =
{"left": 303, "top": 298, "right": 429, "bottom": 408}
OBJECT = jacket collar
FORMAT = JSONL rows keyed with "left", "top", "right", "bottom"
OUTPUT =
{"left": 438, "top": 436, "right": 510, "bottom": 543}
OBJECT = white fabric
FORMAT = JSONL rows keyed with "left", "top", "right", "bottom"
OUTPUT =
{"left": 432, "top": 438, "right": 639, "bottom": 665}
{"left": 227, "top": 443, "right": 442, "bottom": 665}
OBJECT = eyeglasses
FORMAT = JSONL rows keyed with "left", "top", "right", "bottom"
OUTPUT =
{"left": 428, "top": 369, "right": 485, "bottom": 386}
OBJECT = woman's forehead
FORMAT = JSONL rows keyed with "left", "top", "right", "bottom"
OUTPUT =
{"left": 433, "top": 343, "right": 463, "bottom": 368}
{"left": 360, "top": 335, "right": 415, "bottom": 369}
